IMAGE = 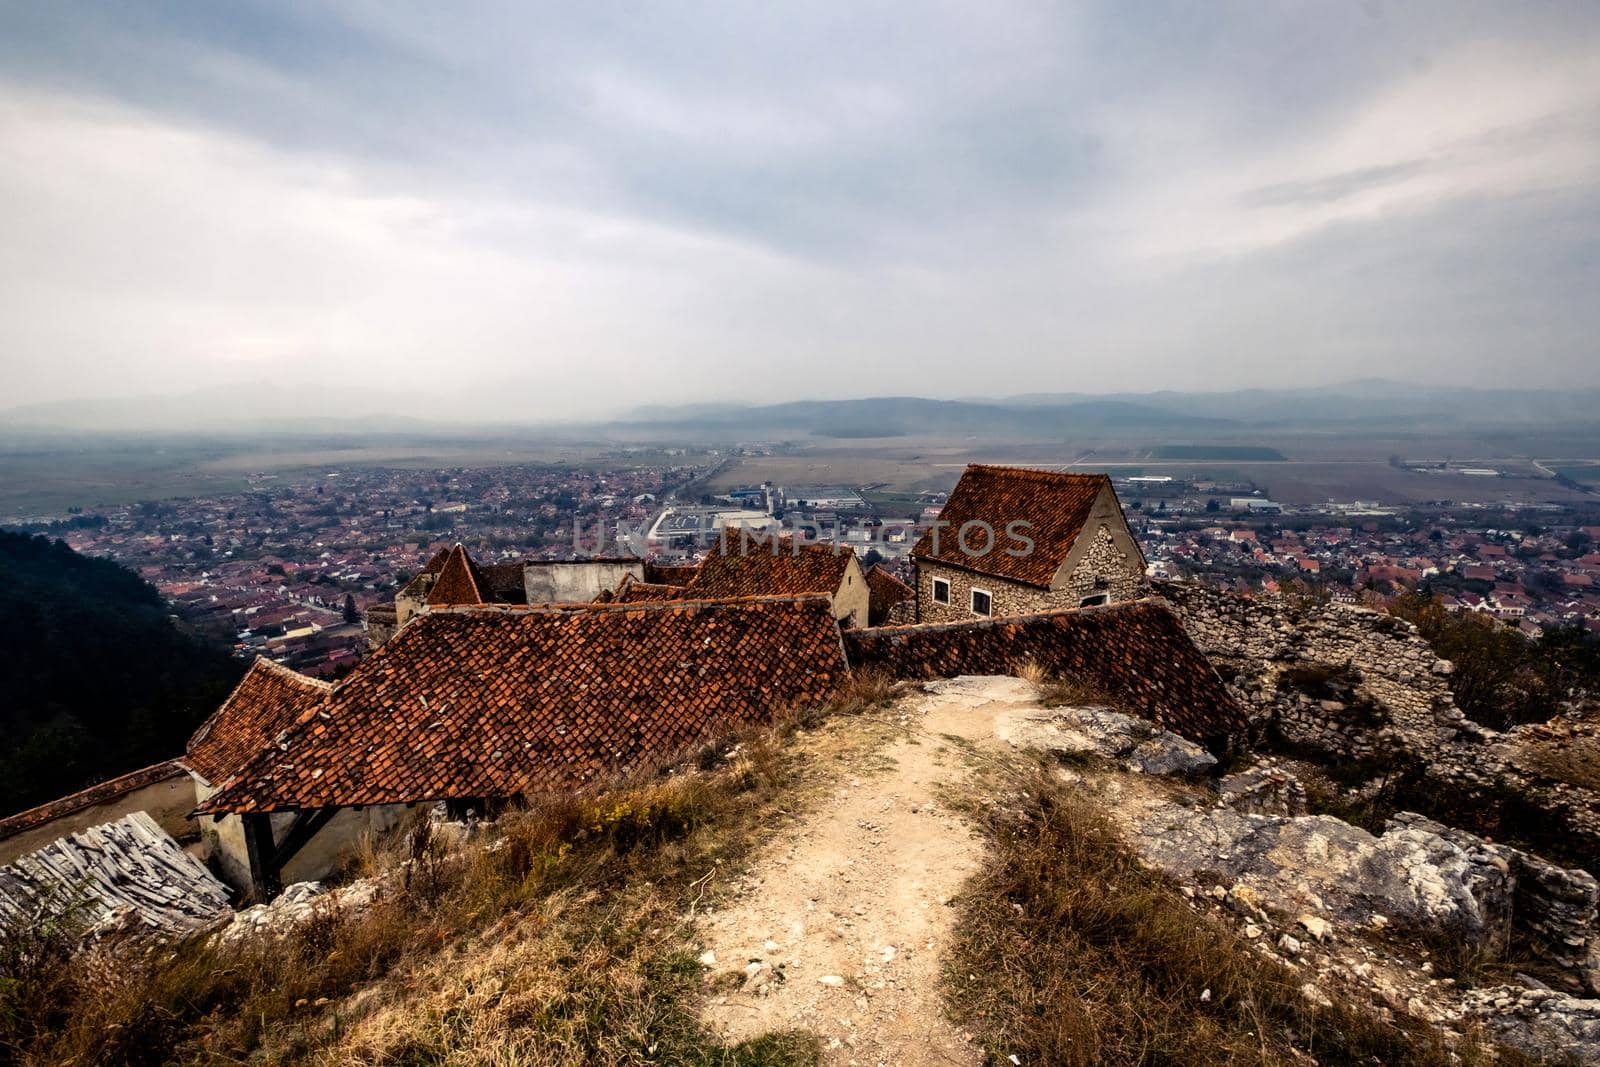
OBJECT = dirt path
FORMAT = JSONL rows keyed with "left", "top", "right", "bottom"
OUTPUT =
{"left": 697, "top": 677, "right": 1041, "bottom": 1067}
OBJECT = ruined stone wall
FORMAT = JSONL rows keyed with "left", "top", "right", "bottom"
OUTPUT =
{"left": 1154, "top": 580, "right": 1468, "bottom": 759}
{"left": 1156, "top": 579, "right": 1600, "bottom": 875}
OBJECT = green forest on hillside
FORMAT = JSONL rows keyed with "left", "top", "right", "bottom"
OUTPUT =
{"left": 0, "top": 531, "right": 243, "bottom": 815}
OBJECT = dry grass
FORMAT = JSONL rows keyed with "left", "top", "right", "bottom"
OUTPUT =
{"left": 944, "top": 765, "right": 1551, "bottom": 1067}
{"left": 1015, "top": 660, "right": 1121, "bottom": 711}
{"left": 0, "top": 725, "right": 822, "bottom": 1066}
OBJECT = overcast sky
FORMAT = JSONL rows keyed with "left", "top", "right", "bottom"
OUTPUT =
{"left": 1, "top": 2, "right": 1597, "bottom": 421}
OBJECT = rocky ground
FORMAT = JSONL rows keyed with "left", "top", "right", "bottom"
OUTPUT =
{"left": 695, "top": 675, "right": 1600, "bottom": 1064}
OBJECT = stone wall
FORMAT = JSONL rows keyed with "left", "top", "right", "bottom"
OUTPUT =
{"left": 1156, "top": 579, "right": 1600, "bottom": 875}
{"left": 917, "top": 524, "right": 1146, "bottom": 625}
{"left": 1063, "top": 524, "right": 1146, "bottom": 603}
{"left": 1154, "top": 579, "right": 1469, "bottom": 759}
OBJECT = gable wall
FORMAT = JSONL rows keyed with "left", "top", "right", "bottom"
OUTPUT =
{"left": 833, "top": 555, "right": 871, "bottom": 628}
{"left": 1059, "top": 524, "right": 1146, "bottom": 603}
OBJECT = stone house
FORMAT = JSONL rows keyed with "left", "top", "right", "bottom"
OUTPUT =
{"left": 911, "top": 465, "right": 1146, "bottom": 624}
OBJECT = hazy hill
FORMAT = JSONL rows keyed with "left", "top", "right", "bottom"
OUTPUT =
{"left": 613, "top": 395, "right": 1231, "bottom": 438}
{"left": 0, "top": 532, "right": 243, "bottom": 814}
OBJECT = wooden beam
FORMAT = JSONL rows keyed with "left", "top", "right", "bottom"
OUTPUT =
{"left": 240, "top": 813, "right": 280, "bottom": 902}
{"left": 271, "top": 807, "right": 337, "bottom": 871}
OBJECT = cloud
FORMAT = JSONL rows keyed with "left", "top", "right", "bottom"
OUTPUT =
{"left": 0, "top": 1, "right": 1597, "bottom": 419}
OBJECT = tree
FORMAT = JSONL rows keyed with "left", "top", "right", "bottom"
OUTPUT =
{"left": 1205, "top": 498, "right": 1221, "bottom": 513}
{"left": 342, "top": 594, "right": 360, "bottom": 625}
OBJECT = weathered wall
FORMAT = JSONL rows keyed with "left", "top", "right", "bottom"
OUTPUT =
{"left": 196, "top": 777, "right": 413, "bottom": 893}
{"left": 917, "top": 523, "right": 1146, "bottom": 625}
{"left": 844, "top": 600, "right": 1246, "bottom": 747}
{"left": 1156, "top": 579, "right": 1600, "bottom": 876}
{"left": 833, "top": 557, "right": 871, "bottom": 630}
{"left": 1154, "top": 580, "right": 1468, "bottom": 759}
{"left": 523, "top": 560, "right": 643, "bottom": 604}
{"left": 363, "top": 605, "right": 398, "bottom": 649}
{"left": 0, "top": 768, "right": 198, "bottom": 865}
{"left": 1061, "top": 524, "right": 1147, "bottom": 603}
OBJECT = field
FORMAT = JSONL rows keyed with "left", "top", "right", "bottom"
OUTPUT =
{"left": 2, "top": 423, "right": 1596, "bottom": 521}
{"left": 0, "top": 433, "right": 713, "bottom": 519}
{"left": 704, "top": 435, "right": 1598, "bottom": 508}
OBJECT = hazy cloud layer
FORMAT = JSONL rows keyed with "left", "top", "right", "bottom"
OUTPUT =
{"left": 0, "top": 1, "right": 1596, "bottom": 420}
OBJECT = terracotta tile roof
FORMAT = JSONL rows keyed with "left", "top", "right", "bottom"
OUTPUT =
{"left": 181, "top": 658, "right": 333, "bottom": 787}
{"left": 843, "top": 598, "right": 1246, "bottom": 747}
{"left": 644, "top": 561, "right": 700, "bottom": 586}
{"left": 0, "top": 761, "right": 189, "bottom": 839}
{"left": 911, "top": 465, "right": 1109, "bottom": 588}
{"left": 687, "top": 530, "right": 853, "bottom": 599}
{"left": 865, "top": 564, "right": 914, "bottom": 625}
{"left": 427, "top": 544, "right": 486, "bottom": 606}
{"left": 612, "top": 574, "right": 688, "bottom": 603}
{"left": 420, "top": 547, "right": 452, "bottom": 575}
{"left": 198, "top": 596, "right": 849, "bottom": 814}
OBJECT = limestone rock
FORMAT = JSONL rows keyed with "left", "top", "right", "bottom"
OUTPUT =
{"left": 1464, "top": 986, "right": 1600, "bottom": 1062}
{"left": 996, "top": 706, "right": 1216, "bottom": 776}
{"left": 1133, "top": 806, "right": 1514, "bottom": 946}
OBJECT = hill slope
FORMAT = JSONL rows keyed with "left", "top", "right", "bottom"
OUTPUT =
{"left": 0, "top": 531, "right": 244, "bottom": 814}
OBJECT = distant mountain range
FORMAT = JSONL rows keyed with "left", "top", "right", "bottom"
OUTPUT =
{"left": 2, "top": 380, "right": 1597, "bottom": 438}
{"left": 611, "top": 396, "right": 1232, "bottom": 438}
{"left": 613, "top": 383, "right": 1600, "bottom": 439}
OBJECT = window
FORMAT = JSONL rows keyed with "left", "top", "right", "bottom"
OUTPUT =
{"left": 971, "top": 588, "right": 992, "bottom": 616}
{"left": 1079, "top": 592, "right": 1109, "bottom": 607}
{"left": 931, "top": 577, "right": 950, "bottom": 604}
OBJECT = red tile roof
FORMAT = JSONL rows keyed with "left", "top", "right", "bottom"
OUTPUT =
{"left": 427, "top": 544, "right": 486, "bottom": 606}
{"left": 688, "top": 530, "right": 854, "bottom": 599}
{"left": 864, "top": 564, "right": 914, "bottom": 625}
{"left": 643, "top": 561, "right": 700, "bottom": 586}
{"left": 198, "top": 596, "right": 848, "bottom": 814}
{"left": 911, "top": 465, "right": 1114, "bottom": 588}
{"left": 612, "top": 574, "right": 688, "bottom": 603}
{"left": 182, "top": 658, "right": 332, "bottom": 786}
{"left": 842, "top": 598, "right": 1246, "bottom": 746}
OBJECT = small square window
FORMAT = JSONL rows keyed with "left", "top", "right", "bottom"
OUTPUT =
{"left": 1079, "top": 592, "right": 1110, "bottom": 607}
{"left": 971, "top": 589, "right": 992, "bottom": 616}
{"left": 931, "top": 577, "right": 951, "bottom": 605}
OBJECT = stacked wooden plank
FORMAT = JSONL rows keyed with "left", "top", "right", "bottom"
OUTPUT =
{"left": 0, "top": 811, "right": 232, "bottom": 939}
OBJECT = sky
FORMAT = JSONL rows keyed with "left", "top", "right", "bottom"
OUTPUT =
{"left": 0, "top": 1, "right": 1597, "bottom": 422}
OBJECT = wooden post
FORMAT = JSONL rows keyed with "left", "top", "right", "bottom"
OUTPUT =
{"left": 241, "top": 813, "right": 280, "bottom": 902}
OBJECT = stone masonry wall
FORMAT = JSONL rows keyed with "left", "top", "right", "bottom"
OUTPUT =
{"left": 1154, "top": 579, "right": 1469, "bottom": 759}
{"left": 918, "top": 523, "right": 1145, "bottom": 625}
{"left": 1156, "top": 579, "right": 1600, "bottom": 876}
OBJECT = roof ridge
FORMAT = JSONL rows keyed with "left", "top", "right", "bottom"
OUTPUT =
{"left": 252, "top": 656, "right": 334, "bottom": 691}
{"left": 966, "top": 464, "right": 1108, "bottom": 481}
{"left": 856, "top": 596, "right": 1165, "bottom": 635}
{"left": 430, "top": 593, "right": 835, "bottom": 615}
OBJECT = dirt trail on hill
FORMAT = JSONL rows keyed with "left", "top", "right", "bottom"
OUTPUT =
{"left": 697, "top": 677, "right": 1040, "bottom": 1067}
